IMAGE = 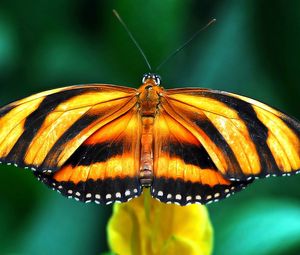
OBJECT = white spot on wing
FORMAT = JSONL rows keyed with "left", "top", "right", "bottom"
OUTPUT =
{"left": 206, "top": 195, "right": 212, "bottom": 200}
{"left": 214, "top": 193, "right": 220, "bottom": 198}
{"left": 175, "top": 194, "right": 182, "bottom": 200}
{"left": 157, "top": 191, "right": 163, "bottom": 197}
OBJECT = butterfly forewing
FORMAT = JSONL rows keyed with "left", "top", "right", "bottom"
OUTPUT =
{"left": 164, "top": 88, "right": 300, "bottom": 181}
{"left": 0, "top": 85, "right": 135, "bottom": 169}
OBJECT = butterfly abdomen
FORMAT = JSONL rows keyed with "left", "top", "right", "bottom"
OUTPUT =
{"left": 139, "top": 117, "right": 154, "bottom": 187}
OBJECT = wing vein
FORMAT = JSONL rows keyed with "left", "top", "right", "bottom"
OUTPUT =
{"left": 166, "top": 96, "right": 240, "bottom": 120}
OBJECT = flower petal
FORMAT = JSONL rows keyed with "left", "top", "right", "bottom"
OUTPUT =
{"left": 107, "top": 190, "right": 213, "bottom": 255}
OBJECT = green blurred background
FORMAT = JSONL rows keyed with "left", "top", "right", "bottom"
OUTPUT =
{"left": 0, "top": 0, "right": 300, "bottom": 254}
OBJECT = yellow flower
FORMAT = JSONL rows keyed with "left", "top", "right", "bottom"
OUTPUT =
{"left": 107, "top": 190, "right": 213, "bottom": 255}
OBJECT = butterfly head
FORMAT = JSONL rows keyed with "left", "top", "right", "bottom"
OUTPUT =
{"left": 142, "top": 73, "right": 161, "bottom": 86}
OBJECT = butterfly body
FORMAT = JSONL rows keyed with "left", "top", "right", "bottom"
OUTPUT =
{"left": 0, "top": 73, "right": 299, "bottom": 205}
{"left": 138, "top": 75, "right": 163, "bottom": 187}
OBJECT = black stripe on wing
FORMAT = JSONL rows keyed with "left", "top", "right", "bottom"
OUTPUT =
{"left": 0, "top": 105, "right": 14, "bottom": 117}
{"left": 159, "top": 111, "right": 217, "bottom": 170}
{"left": 193, "top": 116, "right": 243, "bottom": 176}
{"left": 5, "top": 88, "right": 99, "bottom": 165}
{"left": 40, "top": 113, "right": 101, "bottom": 169}
{"left": 168, "top": 142, "right": 217, "bottom": 169}
{"left": 163, "top": 101, "right": 244, "bottom": 177}
{"left": 201, "top": 91, "right": 281, "bottom": 177}
{"left": 64, "top": 141, "right": 125, "bottom": 167}
{"left": 40, "top": 97, "right": 135, "bottom": 170}
{"left": 281, "top": 114, "right": 300, "bottom": 138}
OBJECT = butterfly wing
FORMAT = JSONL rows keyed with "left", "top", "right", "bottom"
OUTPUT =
{"left": 0, "top": 84, "right": 142, "bottom": 203}
{"left": 151, "top": 87, "right": 300, "bottom": 205}
{"left": 164, "top": 88, "right": 300, "bottom": 181}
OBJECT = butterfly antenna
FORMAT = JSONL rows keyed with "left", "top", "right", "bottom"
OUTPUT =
{"left": 155, "top": 18, "right": 216, "bottom": 72}
{"left": 113, "top": 9, "right": 152, "bottom": 72}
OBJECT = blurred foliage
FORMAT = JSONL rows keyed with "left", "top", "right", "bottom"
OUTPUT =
{"left": 0, "top": 0, "right": 299, "bottom": 254}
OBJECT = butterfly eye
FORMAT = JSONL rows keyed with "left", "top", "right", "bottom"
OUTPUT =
{"left": 142, "top": 73, "right": 152, "bottom": 83}
{"left": 142, "top": 75, "right": 147, "bottom": 83}
{"left": 154, "top": 75, "right": 161, "bottom": 86}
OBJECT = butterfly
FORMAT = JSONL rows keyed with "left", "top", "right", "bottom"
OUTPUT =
{"left": 0, "top": 73, "right": 299, "bottom": 205}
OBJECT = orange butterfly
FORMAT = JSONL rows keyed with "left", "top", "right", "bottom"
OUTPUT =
{"left": 0, "top": 73, "right": 299, "bottom": 205}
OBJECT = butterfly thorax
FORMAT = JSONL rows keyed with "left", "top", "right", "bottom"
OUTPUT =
{"left": 138, "top": 76, "right": 164, "bottom": 187}
{"left": 138, "top": 78, "right": 163, "bottom": 117}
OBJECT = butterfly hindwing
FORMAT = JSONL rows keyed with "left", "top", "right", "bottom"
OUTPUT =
{"left": 38, "top": 105, "right": 142, "bottom": 204}
{"left": 164, "top": 88, "right": 300, "bottom": 181}
{"left": 151, "top": 106, "right": 252, "bottom": 205}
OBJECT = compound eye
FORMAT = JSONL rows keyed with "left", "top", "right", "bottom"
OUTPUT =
{"left": 154, "top": 76, "right": 161, "bottom": 86}
{"left": 142, "top": 74, "right": 150, "bottom": 83}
